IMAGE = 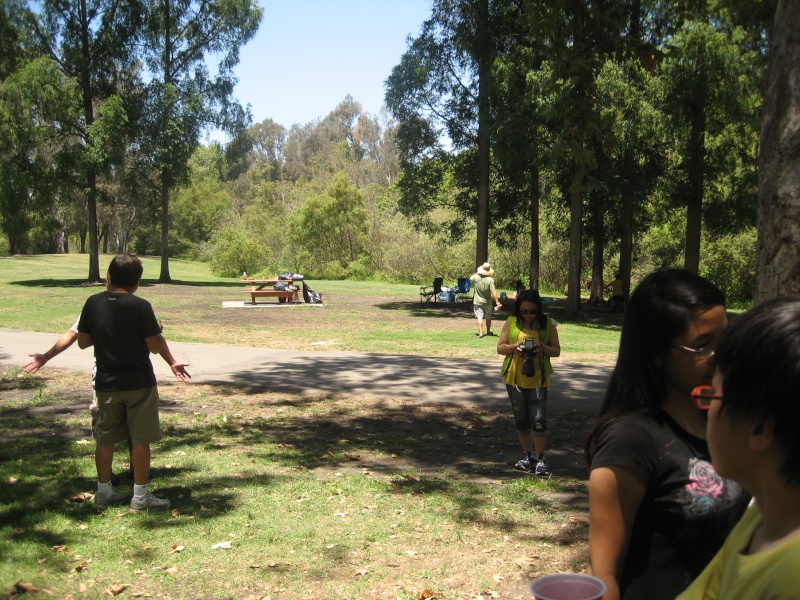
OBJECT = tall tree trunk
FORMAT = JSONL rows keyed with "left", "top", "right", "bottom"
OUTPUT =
{"left": 79, "top": 0, "right": 100, "bottom": 281}
{"left": 757, "top": 0, "right": 800, "bottom": 300}
{"left": 528, "top": 157, "right": 540, "bottom": 290}
{"left": 566, "top": 162, "right": 584, "bottom": 317}
{"left": 158, "top": 0, "right": 174, "bottom": 283}
{"left": 159, "top": 170, "right": 172, "bottom": 283}
{"left": 474, "top": 0, "right": 490, "bottom": 267}
{"left": 589, "top": 194, "right": 604, "bottom": 303}
{"left": 620, "top": 163, "right": 634, "bottom": 300}
{"left": 683, "top": 26, "right": 707, "bottom": 274}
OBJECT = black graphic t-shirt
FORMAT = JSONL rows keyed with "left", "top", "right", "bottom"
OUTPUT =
{"left": 591, "top": 411, "right": 751, "bottom": 600}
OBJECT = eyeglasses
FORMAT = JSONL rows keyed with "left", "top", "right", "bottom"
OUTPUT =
{"left": 673, "top": 343, "right": 715, "bottom": 360}
{"left": 520, "top": 309, "right": 537, "bottom": 315}
{"left": 691, "top": 385, "right": 724, "bottom": 410}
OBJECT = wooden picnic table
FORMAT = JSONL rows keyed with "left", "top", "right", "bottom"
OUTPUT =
{"left": 241, "top": 277, "right": 301, "bottom": 305}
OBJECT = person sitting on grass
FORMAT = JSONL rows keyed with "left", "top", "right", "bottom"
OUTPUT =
{"left": 677, "top": 297, "right": 800, "bottom": 599}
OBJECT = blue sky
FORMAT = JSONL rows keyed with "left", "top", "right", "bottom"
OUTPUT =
{"left": 226, "top": 0, "right": 432, "bottom": 132}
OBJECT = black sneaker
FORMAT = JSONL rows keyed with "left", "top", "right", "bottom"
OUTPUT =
{"left": 534, "top": 455, "right": 551, "bottom": 476}
{"left": 514, "top": 454, "right": 534, "bottom": 472}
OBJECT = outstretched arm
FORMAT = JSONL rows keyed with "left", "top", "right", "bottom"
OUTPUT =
{"left": 145, "top": 334, "right": 191, "bottom": 382}
{"left": 23, "top": 330, "right": 78, "bottom": 373}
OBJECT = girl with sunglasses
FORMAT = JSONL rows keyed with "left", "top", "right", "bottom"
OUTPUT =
{"left": 584, "top": 269, "right": 750, "bottom": 600}
{"left": 497, "top": 289, "right": 561, "bottom": 475}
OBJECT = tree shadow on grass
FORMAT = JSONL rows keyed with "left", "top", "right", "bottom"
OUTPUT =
{"left": 1, "top": 379, "right": 591, "bottom": 554}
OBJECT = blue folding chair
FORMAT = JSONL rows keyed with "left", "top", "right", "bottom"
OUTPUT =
{"left": 453, "top": 277, "right": 471, "bottom": 302}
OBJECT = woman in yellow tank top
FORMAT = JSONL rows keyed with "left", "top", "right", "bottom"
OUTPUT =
{"left": 497, "top": 289, "right": 560, "bottom": 475}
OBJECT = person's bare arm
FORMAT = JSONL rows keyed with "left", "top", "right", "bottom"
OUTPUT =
{"left": 587, "top": 466, "right": 647, "bottom": 600}
{"left": 540, "top": 325, "right": 561, "bottom": 358}
{"left": 497, "top": 320, "right": 518, "bottom": 356}
{"left": 77, "top": 332, "right": 93, "bottom": 349}
{"left": 24, "top": 330, "right": 79, "bottom": 373}
{"left": 491, "top": 288, "right": 502, "bottom": 308}
{"left": 146, "top": 334, "right": 191, "bottom": 382}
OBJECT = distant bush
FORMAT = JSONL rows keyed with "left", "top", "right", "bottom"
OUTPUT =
{"left": 701, "top": 227, "right": 756, "bottom": 305}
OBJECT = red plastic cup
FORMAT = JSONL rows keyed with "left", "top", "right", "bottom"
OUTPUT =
{"left": 530, "top": 573, "right": 606, "bottom": 600}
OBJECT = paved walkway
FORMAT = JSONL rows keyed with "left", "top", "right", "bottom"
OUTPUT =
{"left": 0, "top": 328, "right": 611, "bottom": 414}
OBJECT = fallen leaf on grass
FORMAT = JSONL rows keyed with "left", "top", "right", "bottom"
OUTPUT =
{"left": 568, "top": 515, "right": 590, "bottom": 526}
{"left": 171, "top": 509, "right": 180, "bottom": 517}
{"left": 405, "top": 550, "right": 417, "bottom": 556}
{"left": 105, "top": 583, "right": 130, "bottom": 596}
{"left": 491, "top": 574, "right": 504, "bottom": 582}
{"left": 168, "top": 545, "right": 185, "bottom": 554}
{"left": 249, "top": 564, "right": 262, "bottom": 569}
{"left": 211, "top": 541, "right": 232, "bottom": 550}
{"left": 164, "top": 567, "right": 179, "bottom": 575}
{"left": 66, "top": 492, "right": 93, "bottom": 504}
{"left": 52, "top": 545, "right": 67, "bottom": 552}
{"left": 76, "top": 439, "right": 91, "bottom": 445}
{"left": 403, "top": 474, "right": 419, "bottom": 481}
{"left": 344, "top": 453, "right": 361, "bottom": 461}
{"left": 354, "top": 566, "right": 369, "bottom": 577}
{"left": 74, "top": 561, "right": 90, "bottom": 572}
{"left": 15, "top": 582, "right": 37, "bottom": 593}
{"left": 11, "top": 528, "right": 24, "bottom": 536}
{"left": 415, "top": 589, "right": 440, "bottom": 599}
{"left": 6, "top": 477, "right": 19, "bottom": 484}
{"left": 478, "top": 590, "right": 500, "bottom": 599}
{"left": 79, "top": 583, "right": 88, "bottom": 593}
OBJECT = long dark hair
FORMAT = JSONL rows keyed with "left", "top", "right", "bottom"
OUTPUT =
{"left": 585, "top": 269, "right": 725, "bottom": 460}
{"left": 513, "top": 289, "right": 547, "bottom": 331}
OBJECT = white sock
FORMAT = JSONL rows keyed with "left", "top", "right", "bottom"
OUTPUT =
{"left": 97, "top": 480, "right": 113, "bottom": 495}
{"left": 133, "top": 483, "right": 149, "bottom": 499}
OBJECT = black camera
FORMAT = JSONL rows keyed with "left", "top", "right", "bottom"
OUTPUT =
{"left": 521, "top": 337, "right": 538, "bottom": 376}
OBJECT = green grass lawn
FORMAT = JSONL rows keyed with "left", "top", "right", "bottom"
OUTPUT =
{"left": 0, "top": 254, "right": 623, "bottom": 363}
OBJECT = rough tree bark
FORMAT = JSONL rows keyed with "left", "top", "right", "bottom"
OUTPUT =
{"left": 757, "top": 0, "right": 800, "bottom": 300}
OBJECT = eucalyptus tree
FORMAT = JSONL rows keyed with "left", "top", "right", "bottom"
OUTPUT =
{"left": 248, "top": 117, "right": 287, "bottom": 182}
{"left": 385, "top": 0, "right": 496, "bottom": 267}
{"left": 137, "top": 0, "right": 261, "bottom": 282}
{"left": 24, "top": 0, "right": 141, "bottom": 280}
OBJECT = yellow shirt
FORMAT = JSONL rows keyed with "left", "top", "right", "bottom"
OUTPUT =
{"left": 502, "top": 324, "right": 549, "bottom": 389}
{"left": 677, "top": 504, "right": 800, "bottom": 600}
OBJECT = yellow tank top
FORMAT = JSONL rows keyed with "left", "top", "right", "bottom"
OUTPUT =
{"left": 503, "top": 324, "right": 550, "bottom": 388}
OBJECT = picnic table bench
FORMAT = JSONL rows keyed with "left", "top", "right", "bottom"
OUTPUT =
{"left": 241, "top": 278, "right": 300, "bottom": 305}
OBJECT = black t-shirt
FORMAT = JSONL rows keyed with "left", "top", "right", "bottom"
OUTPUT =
{"left": 78, "top": 291, "right": 161, "bottom": 392}
{"left": 590, "top": 411, "right": 751, "bottom": 600}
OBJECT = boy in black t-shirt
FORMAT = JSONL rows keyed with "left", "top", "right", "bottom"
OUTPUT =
{"left": 78, "top": 254, "right": 190, "bottom": 511}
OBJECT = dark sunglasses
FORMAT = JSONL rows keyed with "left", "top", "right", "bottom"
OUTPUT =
{"left": 691, "top": 385, "right": 724, "bottom": 410}
{"left": 519, "top": 309, "right": 537, "bottom": 315}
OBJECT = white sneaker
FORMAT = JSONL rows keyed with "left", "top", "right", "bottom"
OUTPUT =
{"left": 94, "top": 490, "right": 127, "bottom": 509}
{"left": 130, "top": 492, "right": 170, "bottom": 512}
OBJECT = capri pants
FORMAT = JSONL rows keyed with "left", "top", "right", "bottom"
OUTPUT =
{"left": 506, "top": 385, "right": 548, "bottom": 434}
